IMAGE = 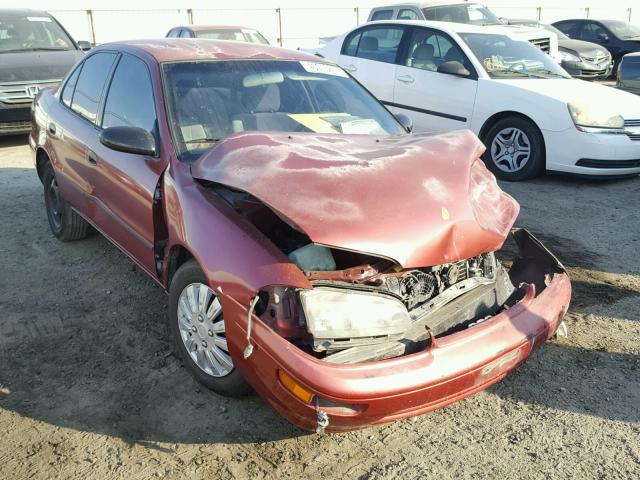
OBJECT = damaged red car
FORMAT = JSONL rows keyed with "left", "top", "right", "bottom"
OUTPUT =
{"left": 30, "top": 39, "right": 571, "bottom": 432}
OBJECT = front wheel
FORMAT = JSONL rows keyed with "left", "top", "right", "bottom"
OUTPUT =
{"left": 168, "top": 259, "right": 250, "bottom": 396}
{"left": 481, "top": 116, "right": 545, "bottom": 181}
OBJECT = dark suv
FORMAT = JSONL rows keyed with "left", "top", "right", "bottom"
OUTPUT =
{"left": 0, "top": 9, "right": 90, "bottom": 135}
{"left": 553, "top": 19, "right": 640, "bottom": 75}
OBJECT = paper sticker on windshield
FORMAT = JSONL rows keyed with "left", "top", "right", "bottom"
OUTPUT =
{"left": 27, "top": 16, "right": 52, "bottom": 22}
{"left": 300, "top": 61, "right": 348, "bottom": 78}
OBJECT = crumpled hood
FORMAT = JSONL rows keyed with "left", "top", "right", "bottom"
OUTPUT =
{"left": 0, "top": 50, "right": 83, "bottom": 83}
{"left": 191, "top": 130, "right": 519, "bottom": 268}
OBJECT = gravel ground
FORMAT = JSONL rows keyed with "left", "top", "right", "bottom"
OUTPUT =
{"left": 0, "top": 134, "right": 638, "bottom": 480}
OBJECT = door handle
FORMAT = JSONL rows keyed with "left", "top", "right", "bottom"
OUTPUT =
{"left": 397, "top": 75, "right": 415, "bottom": 84}
{"left": 48, "top": 123, "right": 56, "bottom": 136}
{"left": 86, "top": 149, "right": 98, "bottom": 165}
{"left": 343, "top": 64, "right": 357, "bottom": 72}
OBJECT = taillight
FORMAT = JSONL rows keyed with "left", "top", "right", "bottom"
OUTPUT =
{"left": 469, "top": 159, "right": 520, "bottom": 237}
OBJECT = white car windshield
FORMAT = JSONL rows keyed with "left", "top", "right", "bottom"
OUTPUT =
{"left": 163, "top": 59, "right": 405, "bottom": 162}
{"left": 0, "top": 14, "right": 74, "bottom": 53}
{"left": 196, "top": 29, "right": 269, "bottom": 45}
{"left": 460, "top": 33, "right": 570, "bottom": 79}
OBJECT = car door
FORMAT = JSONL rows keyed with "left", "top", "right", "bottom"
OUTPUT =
{"left": 579, "top": 21, "right": 622, "bottom": 60}
{"left": 392, "top": 26, "right": 478, "bottom": 133}
{"left": 49, "top": 52, "right": 118, "bottom": 217}
{"left": 335, "top": 24, "right": 407, "bottom": 103}
{"left": 90, "top": 53, "right": 167, "bottom": 276}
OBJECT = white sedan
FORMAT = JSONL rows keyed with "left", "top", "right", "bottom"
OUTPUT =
{"left": 311, "top": 20, "right": 640, "bottom": 180}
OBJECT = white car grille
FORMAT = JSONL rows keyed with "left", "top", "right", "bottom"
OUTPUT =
{"left": 0, "top": 80, "right": 60, "bottom": 105}
{"left": 624, "top": 119, "right": 640, "bottom": 141}
{"left": 529, "top": 37, "right": 550, "bottom": 54}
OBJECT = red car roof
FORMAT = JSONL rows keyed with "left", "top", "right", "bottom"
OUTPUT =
{"left": 97, "top": 38, "right": 325, "bottom": 64}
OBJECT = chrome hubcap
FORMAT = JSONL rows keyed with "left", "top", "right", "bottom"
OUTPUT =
{"left": 47, "top": 177, "right": 62, "bottom": 229}
{"left": 490, "top": 127, "right": 531, "bottom": 173}
{"left": 177, "top": 283, "right": 233, "bottom": 377}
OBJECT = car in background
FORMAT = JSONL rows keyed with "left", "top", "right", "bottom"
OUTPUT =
{"left": 507, "top": 19, "right": 612, "bottom": 79}
{"left": 0, "top": 9, "right": 90, "bottom": 136}
{"left": 552, "top": 19, "right": 640, "bottom": 75}
{"left": 29, "top": 38, "right": 571, "bottom": 432}
{"left": 166, "top": 25, "right": 269, "bottom": 44}
{"left": 617, "top": 52, "right": 640, "bottom": 94}
{"left": 311, "top": 20, "right": 640, "bottom": 180}
{"left": 367, "top": 2, "right": 558, "bottom": 58}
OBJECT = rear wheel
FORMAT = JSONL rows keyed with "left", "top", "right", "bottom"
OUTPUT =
{"left": 168, "top": 259, "right": 250, "bottom": 396}
{"left": 42, "top": 162, "right": 89, "bottom": 241}
{"left": 482, "top": 116, "right": 545, "bottom": 181}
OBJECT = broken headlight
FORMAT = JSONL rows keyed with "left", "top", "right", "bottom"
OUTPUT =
{"left": 299, "top": 287, "right": 411, "bottom": 352}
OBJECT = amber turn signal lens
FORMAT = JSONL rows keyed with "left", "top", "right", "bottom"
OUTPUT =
{"left": 278, "top": 370, "right": 314, "bottom": 404}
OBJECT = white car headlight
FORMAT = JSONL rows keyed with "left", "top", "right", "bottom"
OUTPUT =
{"left": 567, "top": 101, "right": 624, "bottom": 130}
{"left": 559, "top": 50, "right": 580, "bottom": 62}
{"left": 300, "top": 287, "right": 411, "bottom": 343}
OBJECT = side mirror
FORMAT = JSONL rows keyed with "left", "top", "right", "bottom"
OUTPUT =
{"left": 395, "top": 113, "right": 413, "bottom": 133}
{"left": 99, "top": 126, "right": 157, "bottom": 157}
{"left": 598, "top": 33, "right": 609, "bottom": 43}
{"left": 437, "top": 61, "right": 471, "bottom": 77}
{"left": 77, "top": 40, "right": 92, "bottom": 51}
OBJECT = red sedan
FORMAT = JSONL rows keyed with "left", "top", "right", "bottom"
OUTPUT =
{"left": 30, "top": 39, "right": 571, "bottom": 432}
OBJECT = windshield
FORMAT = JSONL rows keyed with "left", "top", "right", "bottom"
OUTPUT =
{"left": 423, "top": 3, "right": 503, "bottom": 26}
{"left": 196, "top": 29, "right": 269, "bottom": 45}
{"left": 0, "top": 14, "right": 74, "bottom": 53}
{"left": 602, "top": 21, "right": 640, "bottom": 40}
{"left": 543, "top": 24, "right": 568, "bottom": 39}
{"left": 460, "top": 33, "right": 570, "bottom": 79}
{"left": 163, "top": 60, "right": 405, "bottom": 162}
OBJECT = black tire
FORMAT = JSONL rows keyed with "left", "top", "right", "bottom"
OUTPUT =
{"left": 168, "top": 259, "right": 251, "bottom": 396}
{"left": 42, "top": 162, "right": 89, "bottom": 241}
{"left": 481, "top": 116, "right": 545, "bottom": 181}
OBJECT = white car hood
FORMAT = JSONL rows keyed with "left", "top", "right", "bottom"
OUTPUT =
{"left": 494, "top": 78, "right": 640, "bottom": 119}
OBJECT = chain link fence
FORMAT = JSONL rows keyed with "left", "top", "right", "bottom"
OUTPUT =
{"left": 49, "top": 6, "right": 638, "bottom": 49}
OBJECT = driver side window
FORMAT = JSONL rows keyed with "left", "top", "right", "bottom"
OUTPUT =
{"left": 580, "top": 23, "right": 606, "bottom": 42}
{"left": 405, "top": 28, "right": 468, "bottom": 72}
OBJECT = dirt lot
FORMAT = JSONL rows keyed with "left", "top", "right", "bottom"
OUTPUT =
{"left": 0, "top": 134, "right": 638, "bottom": 480}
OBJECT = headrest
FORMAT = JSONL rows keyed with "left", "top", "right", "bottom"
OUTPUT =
{"left": 360, "top": 36, "right": 378, "bottom": 51}
{"left": 413, "top": 44, "right": 435, "bottom": 60}
{"left": 242, "top": 84, "right": 280, "bottom": 113}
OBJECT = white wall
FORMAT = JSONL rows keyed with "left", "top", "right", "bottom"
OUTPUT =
{"left": 2, "top": 0, "right": 637, "bottom": 47}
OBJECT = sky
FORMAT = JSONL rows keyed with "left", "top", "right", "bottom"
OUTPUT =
{"left": 1, "top": 0, "right": 637, "bottom": 47}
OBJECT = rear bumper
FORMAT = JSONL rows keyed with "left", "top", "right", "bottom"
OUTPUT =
{"left": 223, "top": 229, "right": 572, "bottom": 432}
{"left": 0, "top": 102, "right": 31, "bottom": 135}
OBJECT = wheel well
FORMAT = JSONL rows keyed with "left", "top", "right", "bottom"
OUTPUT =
{"left": 35, "top": 148, "right": 50, "bottom": 184}
{"left": 479, "top": 111, "right": 541, "bottom": 142}
{"left": 167, "top": 245, "right": 194, "bottom": 287}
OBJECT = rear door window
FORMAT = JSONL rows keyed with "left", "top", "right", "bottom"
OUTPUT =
{"left": 101, "top": 54, "right": 157, "bottom": 133}
{"left": 371, "top": 10, "right": 393, "bottom": 21}
{"left": 70, "top": 52, "right": 117, "bottom": 122}
{"left": 354, "top": 26, "right": 405, "bottom": 64}
{"left": 398, "top": 9, "right": 419, "bottom": 20}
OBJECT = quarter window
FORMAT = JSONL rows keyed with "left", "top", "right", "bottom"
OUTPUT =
{"left": 61, "top": 65, "right": 81, "bottom": 107}
{"left": 102, "top": 54, "right": 156, "bottom": 133}
{"left": 70, "top": 52, "right": 117, "bottom": 122}
{"left": 371, "top": 10, "right": 393, "bottom": 21}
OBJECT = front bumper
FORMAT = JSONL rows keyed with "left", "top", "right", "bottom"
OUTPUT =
{"left": 561, "top": 59, "right": 612, "bottom": 79}
{"left": 0, "top": 102, "right": 31, "bottom": 135}
{"left": 543, "top": 126, "right": 640, "bottom": 177}
{"left": 222, "top": 230, "right": 572, "bottom": 432}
